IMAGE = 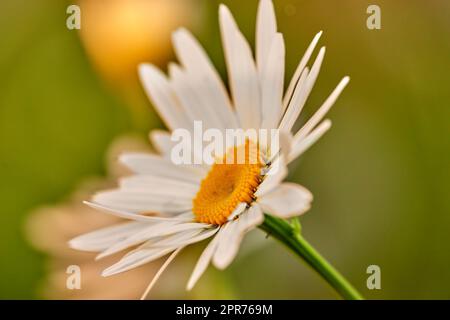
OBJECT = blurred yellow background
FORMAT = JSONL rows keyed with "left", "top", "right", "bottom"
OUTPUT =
{"left": 0, "top": 0, "right": 449, "bottom": 299}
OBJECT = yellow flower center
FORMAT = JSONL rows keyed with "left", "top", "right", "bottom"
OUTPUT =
{"left": 193, "top": 141, "right": 263, "bottom": 225}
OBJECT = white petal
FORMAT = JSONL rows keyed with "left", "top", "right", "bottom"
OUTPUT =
{"left": 139, "top": 228, "right": 202, "bottom": 249}
{"left": 295, "top": 77, "right": 349, "bottom": 141}
{"left": 279, "top": 46, "right": 326, "bottom": 132}
{"left": 101, "top": 225, "right": 212, "bottom": 276}
{"left": 186, "top": 232, "right": 221, "bottom": 290}
{"left": 256, "top": 0, "right": 277, "bottom": 72}
{"left": 83, "top": 201, "right": 194, "bottom": 222}
{"left": 280, "top": 131, "right": 293, "bottom": 160}
{"left": 212, "top": 222, "right": 239, "bottom": 270}
{"left": 212, "top": 204, "right": 263, "bottom": 270}
{"left": 95, "top": 221, "right": 182, "bottom": 260}
{"left": 69, "top": 221, "right": 146, "bottom": 252}
{"left": 219, "top": 4, "right": 261, "bottom": 130}
{"left": 227, "top": 202, "right": 247, "bottom": 221}
{"left": 146, "top": 227, "right": 218, "bottom": 249}
{"left": 306, "top": 46, "right": 326, "bottom": 95}
{"left": 260, "top": 33, "right": 285, "bottom": 129}
{"left": 138, "top": 64, "right": 189, "bottom": 131}
{"left": 149, "top": 130, "right": 173, "bottom": 156}
{"left": 149, "top": 132, "right": 210, "bottom": 172}
{"left": 119, "top": 175, "right": 198, "bottom": 198}
{"left": 255, "top": 156, "right": 288, "bottom": 196}
{"left": 119, "top": 153, "right": 204, "bottom": 184}
{"left": 283, "top": 31, "right": 322, "bottom": 111}
{"left": 168, "top": 63, "right": 219, "bottom": 130}
{"left": 102, "top": 246, "right": 176, "bottom": 276}
{"left": 238, "top": 203, "right": 264, "bottom": 233}
{"left": 268, "top": 130, "right": 293, "bottom": 162}
{"left": 258, "top": 182, "right": 312, "bottom": 218}
{"left": 93, "top": 190, "right": 192, "bottom": 214}
{"left": 150, "top": 221, "right": 212, "bottom": 236}
{"left": 96, "top": 220, "right": 207, "bottom": 252}
{"left": 213, "top": 205, "right": 264, "bottom": 269}
{"left": 172, "top": 28, "right": 238, "bottom": 130}
{"left": 289, "top": 119, "right": 332, "bottom": 163}
{"left": 278, "top": 67, "right": 309, "bottom": 132}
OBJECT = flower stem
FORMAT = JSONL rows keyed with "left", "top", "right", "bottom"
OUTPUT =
{"left": 260, "top": 214, "right": 364, "bottom": 300}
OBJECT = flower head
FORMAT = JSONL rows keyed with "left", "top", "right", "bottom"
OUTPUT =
{"left": 70, "top": 0, "right": 349, "bottom": 298}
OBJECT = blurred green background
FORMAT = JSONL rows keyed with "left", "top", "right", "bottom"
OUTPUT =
{"left": 0, "top": 0, "right": 449, "bottom": 299}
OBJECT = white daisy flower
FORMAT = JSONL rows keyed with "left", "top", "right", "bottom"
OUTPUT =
{"left": 70, "top": 0, "right": 349, "bottom": 298}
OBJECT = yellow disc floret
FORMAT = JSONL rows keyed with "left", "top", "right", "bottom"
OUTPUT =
{"left": 193, "top": 141, "right": 263, "bottom": 225}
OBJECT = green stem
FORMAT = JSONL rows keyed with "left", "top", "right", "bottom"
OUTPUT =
{"left": 260, "top": 214, "right": 363, "bottom": 300}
